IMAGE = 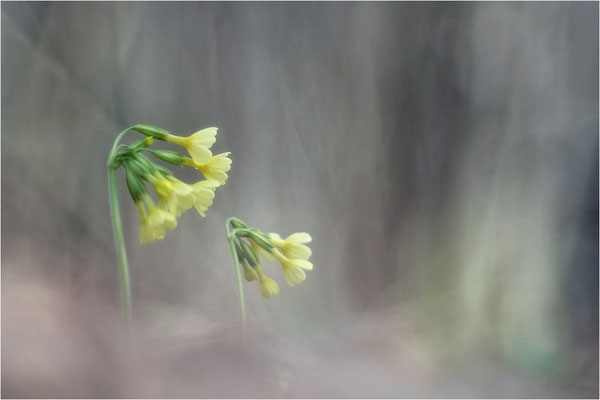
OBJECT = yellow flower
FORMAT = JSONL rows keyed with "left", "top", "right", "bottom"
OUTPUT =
{"left": 148, "top": 173, "right": 219, "bottom": 218}
{"left": 165, "top": 127, "right": 217, "bottom": 165}
{"left": 190, "top": 180, "right": 219, "bottom": 217}
{"left": 272, "top": 249, "right": 313, "bottom": 287}
{"left": 242, "top": 260, "right": 259, "bottom": 282}
{"left": 255, "top": 265, "right": 280, "bottom": 298}
{"left": 149, "top": 173, "right": 197, "bottom": 217}
{"left": 136, "top": 194, "right": 177, "bottom": 245}
{"left": 269, "top": 232, "right": 312, "bottom": 260}
{"left": 186, "top": 152, "right": 232, "bottom": 185}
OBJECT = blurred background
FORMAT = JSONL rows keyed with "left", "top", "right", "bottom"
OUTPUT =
{"left": 2, "top": 2, "right": 598, "bottom": 398}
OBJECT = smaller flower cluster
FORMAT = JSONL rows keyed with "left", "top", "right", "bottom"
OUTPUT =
{"left": 110, "top": 125, "right": 231, "bottom": 245}
{"left": 227, "top": 217, "right": 313, "bottom": 298}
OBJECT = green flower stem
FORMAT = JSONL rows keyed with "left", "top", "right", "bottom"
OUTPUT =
{"left": 108, "top": 167, "right": 132, "bottom": 331}
{"left": 107, "top": 126, "right": 138, "bottom": 331}
{"left": 226, "top": 218, "right": 246, "bottom": 335}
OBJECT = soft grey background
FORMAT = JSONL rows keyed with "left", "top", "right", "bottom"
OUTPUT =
{"left": 2, "top": 2, "right": 598, "bottom": 398}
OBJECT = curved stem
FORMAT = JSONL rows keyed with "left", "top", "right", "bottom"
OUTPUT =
{"left": 108, "top": 126, "right": 138, "bottom": 166}
{"left": 107, "top": 127, "right": 138, "bottom": 332}
{"left": 108, "top": 167, "right": 132, "bottom": 331}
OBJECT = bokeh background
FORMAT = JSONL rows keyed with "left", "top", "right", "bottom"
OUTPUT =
{"left": 2, "top": 2, "right": 598, "bottom": 398}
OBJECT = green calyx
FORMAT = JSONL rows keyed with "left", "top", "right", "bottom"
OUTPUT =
{"left": 247, "top": 230, "right": 274, "bottom": 251}
{"left": 230, "top": 218, "right": 248, "bottom": 229}
{"left": 234, "top": 241, "right": 246, "bottom": 263}
{"left": 240, "top": 241, "right": 260, "bottom": 267}
{"left": 229, "top": 218, "right": 275, "bottom": 253}
{"left": 125, "top": 168, "right": 148, "bottom": 202}
{"left": 131, "top": 124, "right": 169, "bottom": 140}
{"left": 148, "top": 149, "right": 187, "bottom": 165}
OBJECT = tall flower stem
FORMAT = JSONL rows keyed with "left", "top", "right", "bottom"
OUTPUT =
{"left": 226, "top": 218, "right": 246, "bottom": 335}
{"left": 107, "top": 126, "right": 137, "bottom": 331}
{"left": 108, "top": 167, "right": 132, "bottom": 331}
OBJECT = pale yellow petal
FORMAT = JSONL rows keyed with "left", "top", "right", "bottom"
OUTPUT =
{"left": 287, "top": 232, "right": 312, "bottom": 244}
{"left": 293, "top": 259, "right": 313, "bottom": 271}
{"left": 285, "top": 244, "right": 312, "bottom": 260}
{"left": 259, "top": 276, "right": 280, "bottom": 298}
{"left": 282, "top": 264, "right": 306, "bottom": 287}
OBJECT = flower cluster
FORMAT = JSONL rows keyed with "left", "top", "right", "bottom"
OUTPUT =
{"left": 111, "top": 125, "right": 231, "bottom": 245}
{"left": 227, "top": 217, "right": 313, "bottom": 298}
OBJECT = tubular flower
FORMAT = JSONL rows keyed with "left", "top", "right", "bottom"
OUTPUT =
{"left": 185, "top": 152, "right": 232, "bottom": 185}
{"left": 269, "top": 232, "right": 312, "bottom": 260}
{"left": 242, "top": 260, "right": 259, "bottom": 282}
{"left": 191, "top": 180, "right": 219, "bottom": 217}
{"left": 165, "top": 127, "right": 217, "bottom": 165}
{"left": 272, "top": 249, "right": 313, "bottom": 287}
{"left": 149, "top": 173, "right": 198, "bottom": 217}
{"left": 255, "top": 265, "right": 280, "bottom": 298}
{"left": 136, "top": 194, "right": 177, "bottom": 245}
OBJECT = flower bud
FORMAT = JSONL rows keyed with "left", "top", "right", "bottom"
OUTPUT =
{"left": 235, "top": 229, "right": 250, "bottom": 238}
{"left": 131, "top": 153, "right": 173, "bottom": 178}
{"left": 230, "top": 218, "right": 247, "bottom": 229}
{"left": 234, "top": 241, "right": 245, "bottom": 263}
{"left": 125, "top": 159, "right": 148, "bottom": 177}
{"left": 241, "top": 241, "right": 260, "bottom": 267}
{"left": 248, "top": 231, "right": 275, "bottom": 251}
{"left": 131, "top": 124, "right": 169, "bottom": 140}
{"left": 150, "top": 150, "right": 187, "bottom": 165}
{"left": 125, "top": 168, "right": 147, "bottom": 202}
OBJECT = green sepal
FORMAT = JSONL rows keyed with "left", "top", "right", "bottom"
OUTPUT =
{"left": 234, "top": 241, "right": 246, "bottom": 263}
{"left": 149, "top": 150, "right": 186, "bottom": 165}
{"left": 131, "top": 124, "right": 169, "bottom": 140}
{"left": 230, "top": 218, "right": 247, "bottom": 229}
{"left": 130, "top": 153, "right": 173, "bottom": 178}
{"left": 235, "top": 229, "right": 251, "bottom": 238}
{"left": 241, "top": 241, "right": 260, "bottom": 267}
{"left": 248, "top": 231, "right": 275, "bottom": 250}
{"left": 125, "top": 168, "right": 147, "bottom": 202}
{"left": 126, "top": 157, "right": 151, "bottom": 177}
{"left": 152, "top": 164, "right": 174, "bottom": 177}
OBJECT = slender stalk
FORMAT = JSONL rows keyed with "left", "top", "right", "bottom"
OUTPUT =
{"left": 226, "top": 220, "right": 246, "bottom": 335}
{"left": 108, "top": 167, "right": 132, "bottom": 331}
{"left": 107, "top": 126, "right": 137, "bottom": 331}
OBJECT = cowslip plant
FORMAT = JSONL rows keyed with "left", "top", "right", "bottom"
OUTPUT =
{"left": 225, "top": 217, "right": 313, "bottom": 331}
{"left": 107, "top": 125, "right": 231, "bottom": 329}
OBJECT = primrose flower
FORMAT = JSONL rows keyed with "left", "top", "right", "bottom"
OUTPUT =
{"left": 185, "top": 152, "right": 232, "bottom": 185}
{"left": 242, "top": 259, "right": 259, "bottom": 282}
{"left": 272, "top": 249, "right": 313, "bottom": 287}
{"left": 149, "top": 173, "right": 197, "bottom": 217}
{"left": 255, "top": 265, "right": 280, "bottom": 298}
{"left": 269, "top": 232, "right": 312, "bottom": 260}
{"left": 136, "top": 194, "right": 177, "bottom": 245}
{"left": 165, "top": 127, "right": 217, "bottom": 165}
{"left": 191, "top": 180, "right": 219, "bottom": 217}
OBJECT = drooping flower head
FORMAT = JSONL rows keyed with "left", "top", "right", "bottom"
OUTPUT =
{"left": 228, "top": 218, "right": 314, "bottom": 295}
